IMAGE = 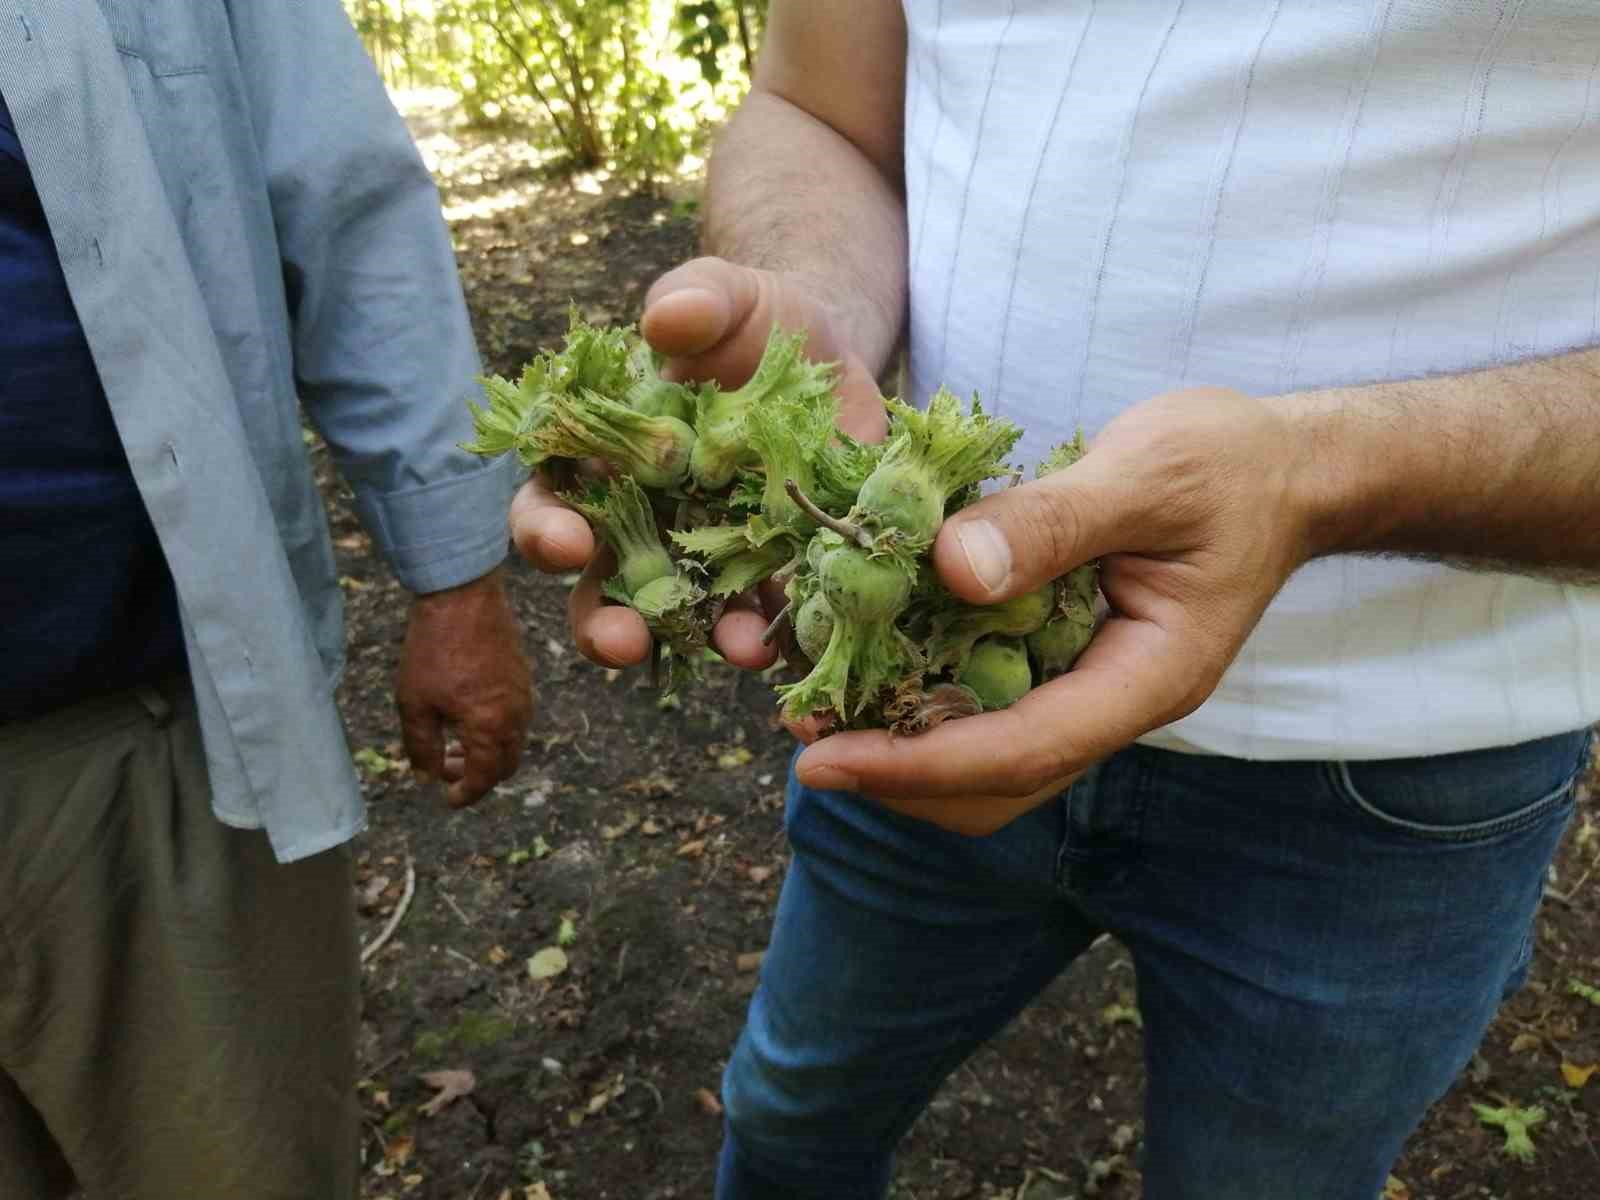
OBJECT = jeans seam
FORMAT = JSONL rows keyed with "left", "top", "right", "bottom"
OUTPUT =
{"left": 1326, "top": 758, "right": 1582, "bottom": 844}
{"left": 1055, "top": 756, "right": 1150, "bottom": 893}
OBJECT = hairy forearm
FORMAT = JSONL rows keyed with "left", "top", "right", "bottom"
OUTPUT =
{"left": 702, "top": 91, "right": 908, "bottom": 375}
{"left": 1291, "top": 350, "right": 1600, "bottom": 576}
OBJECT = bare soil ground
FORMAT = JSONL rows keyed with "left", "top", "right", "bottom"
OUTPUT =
{"left": 338, "top": 95, "right": 1600, "bottom": 1200}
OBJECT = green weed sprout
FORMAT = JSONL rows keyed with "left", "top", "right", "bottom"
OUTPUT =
{"left": 1472, "top": 1103, "right": 1545, "bottom": 1163}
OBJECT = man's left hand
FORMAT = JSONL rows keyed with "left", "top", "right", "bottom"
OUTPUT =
{"left": 792, "top": 387, "right": 1323, "bottom": 836}
{"left": 396, "top": 567, "right": 534, "bottom": 808}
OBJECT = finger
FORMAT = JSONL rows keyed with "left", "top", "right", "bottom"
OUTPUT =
{"left": 641, "top": 257, "right": 759, "bottom": 360}
{"left": 447, "top": 726, "right": 507, "bottom": 809}
{"left": 711, "top": 604, "right": 781, "bottom": 670}
{"left": 511, "top": 472, "right": 595, "bottom": 573}
{"left": 795, "top": 611, "right": 1195, "bottom": 800}
{"left": 932, "top": 453, "right": 1144, "bottom": 606}
{"left": 756, "top": 577, "right": 789, "bottom": 620}
{"left": 441, "top": 752, "right": 466, "bottom": 782}
{"left": 868, "top": 779, "right": 1071, "bottom": 839}
{"left": 649, "top": 264, "right": 781, "bottom": 387}
{"left": 782, "top": 713, "right": 834, "bottom": 745}
{"left": 568, "top": 548, "right": 652, "bottom": 667}
{"left": 498, "top": 731, "right": 524, "bottom": 783}
{"left": 398, "top": 697, "right": 446, "bottom": 780}
{"left": 643, "top": 259, "right": 868, "bottom": 402}
{"left": 834, "top": 353, "right": 890, "bottom": 444}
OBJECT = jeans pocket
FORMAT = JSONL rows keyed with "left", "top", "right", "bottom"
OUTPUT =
{"left": 1327, "top": 729, "right": 1592, "bottom": 844}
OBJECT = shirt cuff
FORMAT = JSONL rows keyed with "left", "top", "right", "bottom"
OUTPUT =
{"left": 353, "top": 454, "right": 521, "bottom": 594}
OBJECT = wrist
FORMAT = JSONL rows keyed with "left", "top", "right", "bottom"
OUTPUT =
{"left": 1278, "top": 387, "right": 1410, "bottom": 561}
{"left": 412, "top": 566, "right": 505, "bottom": 608}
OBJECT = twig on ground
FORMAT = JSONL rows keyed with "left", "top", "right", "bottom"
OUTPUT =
{"left": 630, "top": 1076, "right": 665, "bottom": 1115}
{"left": 440, "top": 886, "right": 473, "bottom": 927}
{"left": 445, "top": 946, "right": 481, "bottom": 972}
{"left": 363, "top": 1050, "right": 405, "bottom": 1080}
{"left": 1544, "top": 857, "right": 1597, "bottom": 908}
{"left": 360, "top": 858, "right": 416, "bottom": 965}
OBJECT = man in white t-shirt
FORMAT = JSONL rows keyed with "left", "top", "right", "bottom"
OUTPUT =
{"left": 515, "top": 2, "right": 1600, "bottom": 1195}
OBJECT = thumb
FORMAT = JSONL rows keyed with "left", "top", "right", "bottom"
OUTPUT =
{"left": 641, "top": 256, "right": 764, "bottom": 365}
{"left": 642, "top": 258, "right": 874, "bottom": 415}
{"left": 933, "top": 461, "right": 1129, "bottom": 605}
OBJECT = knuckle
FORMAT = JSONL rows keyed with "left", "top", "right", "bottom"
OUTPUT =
{"left": 1024, "top": 483, "right": 1092, "bottom": 578}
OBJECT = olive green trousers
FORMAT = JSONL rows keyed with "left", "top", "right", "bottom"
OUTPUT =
{"left": 0, "top": 677, "right": 359, "bottom": 1199}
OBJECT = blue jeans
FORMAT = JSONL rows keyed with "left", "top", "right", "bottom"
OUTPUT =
{"left": 716, "top": 731, "right": 1592, "bottom": 1200}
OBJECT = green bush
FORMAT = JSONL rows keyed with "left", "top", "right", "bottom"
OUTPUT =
{"left": 345, "top": 0, "right": 769, "bottom": 185}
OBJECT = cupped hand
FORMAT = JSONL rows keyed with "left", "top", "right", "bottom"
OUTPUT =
{"left": 792, "top": 387, "right": 1321, "bottom": 836}
{"left": 509, "top": 256, "right": 889, "bottom": 671}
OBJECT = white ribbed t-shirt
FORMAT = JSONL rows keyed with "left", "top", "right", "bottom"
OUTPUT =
{"left": 902, "top": 0, "right": 1600, "bottom": 759}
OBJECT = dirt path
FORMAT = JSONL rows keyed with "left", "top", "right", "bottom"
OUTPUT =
{"left": 333, "top": 94, "right": 1600, "bottom": 1200}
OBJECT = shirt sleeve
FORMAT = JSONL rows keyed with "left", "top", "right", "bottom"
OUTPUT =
{"left": 223, "top": 0, "right": 516, "bottom": 594}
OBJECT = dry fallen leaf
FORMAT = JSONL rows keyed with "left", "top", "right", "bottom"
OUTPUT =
{"left": 694, "top": 1087, "right": 724, "bottom": 1116}
{"left": 747, "top": 865, "right": 773, "bottom": 884}
{"left": 528, "top": 946, "right": 569, "bottom": 980}
{"left": 676, "top": 839, "right": 707, "bottom": 859}
{"left": 1382, "top": 1176, "right": 1411, "bottom": 1200}
{"left": 418, "top": 1069, "right": 476, "bottom": 1118}
{"left": 358, "top": 874, "right": 392, "bottom": 908}
{"left": 1509, "top": 1032, "right": 1543, "bottom": 1054}
{"left": 385, "top": 1135, "right": 415, "bottom": 1166}
{"left": 736, "top": 950, "right": 765, "bottom": 973}
{"left": 487, "top": 944, "right": 510, "bottom": 966}
{"left": 601, "top": 811, "right": 641, "bottom": 841}
{"left": 587, "top": 1074, "right": 627, "bottom": 1114}
{"left": 1561, "top": 1061, "right": 1598, "bottom": 1088}
{"left": 525, "top": 1183, "right": 554, "bottom": 1200}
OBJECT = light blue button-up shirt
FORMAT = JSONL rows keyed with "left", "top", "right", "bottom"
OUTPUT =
{"left": 0, "top": 0, "right": 519, "bottom": 861}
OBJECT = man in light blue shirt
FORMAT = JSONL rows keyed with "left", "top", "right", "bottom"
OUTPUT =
{"left": 0, "top": 3, "right": 532, "bottom": 1196}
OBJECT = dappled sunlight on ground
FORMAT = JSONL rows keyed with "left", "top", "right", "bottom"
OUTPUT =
{"left": 386, "top": 86, "right": 703, "bottom": 376}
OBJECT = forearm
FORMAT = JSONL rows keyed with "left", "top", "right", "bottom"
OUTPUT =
{"left": 1292, "top": 349, "right": 1600, "bottom": 576}
{"left": 702, "top": 90, "right": 908, "bottom": 375}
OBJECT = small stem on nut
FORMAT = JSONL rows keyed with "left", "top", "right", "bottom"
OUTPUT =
{"left": 784, "top": 479, "right": 872, "bottom": 548}
{"left": 761, "top": 601, "right": 794, "bottom": 647}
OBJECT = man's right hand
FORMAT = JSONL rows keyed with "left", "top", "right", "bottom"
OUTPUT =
{"left": 508, "top": 256, "right": 889, "bottom": 672}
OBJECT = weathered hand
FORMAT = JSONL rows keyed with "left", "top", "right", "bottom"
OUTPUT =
{"left": 509, "top": 255, "right": 889, "bottom": 671}
{"left": 396, "top": 567, "right": 534, "bottom": 808}
{"left": 792, "top": 387, "right": 1320, "bottom": 836}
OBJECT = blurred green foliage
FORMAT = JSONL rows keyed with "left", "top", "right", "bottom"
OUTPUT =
{"left": 344, "top": 0, "right": 767, "bottom": 185}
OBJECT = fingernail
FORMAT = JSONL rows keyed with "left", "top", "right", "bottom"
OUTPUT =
{"left": 797, "top": 762, "right": 858, "bottom": 793}
{"left": 956, "top": 519, "right": 1012, "bottom": 595}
